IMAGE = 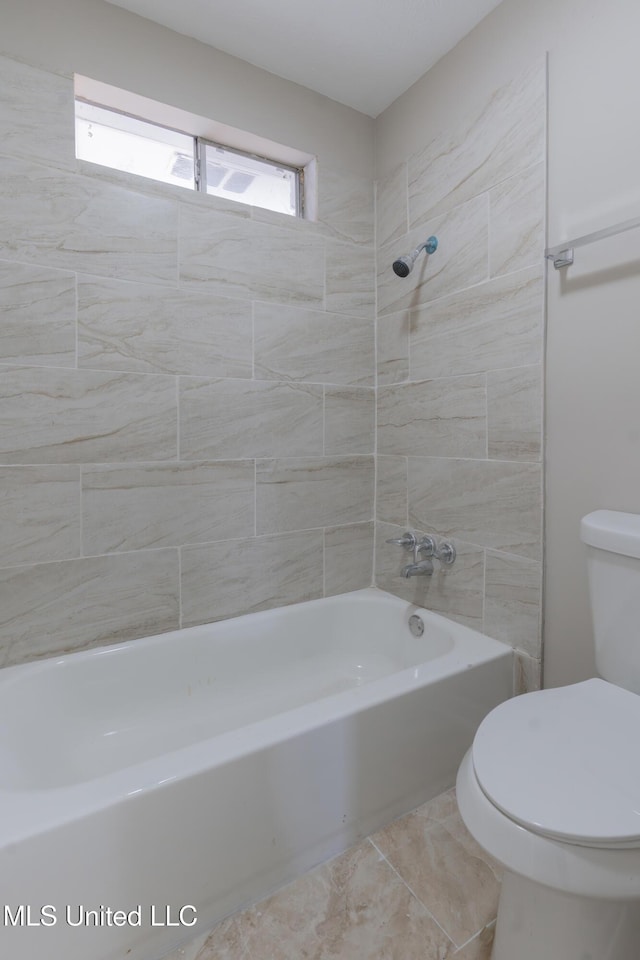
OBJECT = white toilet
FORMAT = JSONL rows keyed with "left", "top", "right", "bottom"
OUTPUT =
{"left": 456, "top": 510, "right": 640, "bottom": 960}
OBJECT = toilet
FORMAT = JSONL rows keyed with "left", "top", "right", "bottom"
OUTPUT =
{"left": 456, "top": 510, "right": 640, "bottom": 960}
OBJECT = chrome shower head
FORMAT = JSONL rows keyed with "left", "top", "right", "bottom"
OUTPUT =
{"left": 391, "top": 254, "right": 415, "bottom": 278}
{"left": 392, "top": 236, "right": 438, "bottom": 278}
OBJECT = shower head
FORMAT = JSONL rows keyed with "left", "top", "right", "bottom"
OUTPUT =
{"left": 391, "top": 254, "right": 415, "bottom": 278}
{"left": 392, "top": 236, "right": 438, "bottom": 278}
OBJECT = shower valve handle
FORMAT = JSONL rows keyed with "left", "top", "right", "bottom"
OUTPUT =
{"left": 385, "top": 532, "right": 417, "bottom": 549}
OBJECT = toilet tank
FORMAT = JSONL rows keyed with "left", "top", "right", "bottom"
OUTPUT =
{"left": 581, "top": 510, "right": 640, "bottom": 694}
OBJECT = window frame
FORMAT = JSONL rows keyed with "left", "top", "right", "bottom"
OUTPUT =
{"left": 75, "top": 97, "right": 305, "bottom": 218}
{"left": 195, "top": 137, "right": 303, "bottom": 217}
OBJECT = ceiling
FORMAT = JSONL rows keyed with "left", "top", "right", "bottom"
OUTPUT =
{"left": 104, "top": 0, "right": 505, "bottom": 117}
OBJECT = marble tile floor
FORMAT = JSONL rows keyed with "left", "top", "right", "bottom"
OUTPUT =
{"left": 163, "top": 788, "right": 500, "bottom": 960}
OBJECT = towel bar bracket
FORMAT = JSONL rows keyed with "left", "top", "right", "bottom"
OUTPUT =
{"left": 546, "top": 248, "right": 574, "bottom": 269}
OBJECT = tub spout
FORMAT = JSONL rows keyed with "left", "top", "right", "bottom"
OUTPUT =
{"left": 401, "top": 559, "right": 434, "bottom": 578}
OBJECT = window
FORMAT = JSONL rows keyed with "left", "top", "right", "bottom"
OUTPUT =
{"left": 75, "top": 100, "right": 303, "bottom": 218}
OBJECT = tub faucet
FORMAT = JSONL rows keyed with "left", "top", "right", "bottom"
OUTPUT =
{"left": 401, "top": 558, "right": 434, "bottom": 578}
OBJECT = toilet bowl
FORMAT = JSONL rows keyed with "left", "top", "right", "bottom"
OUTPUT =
{"left": 457, "top": 511, "right": 640, "bottom": 960}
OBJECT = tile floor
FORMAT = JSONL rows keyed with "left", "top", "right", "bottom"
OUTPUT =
{"left": 163, "top": 788, "right": 500, "bottom": 960}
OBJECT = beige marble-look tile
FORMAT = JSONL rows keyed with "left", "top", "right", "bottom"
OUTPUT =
{"left": 423, "top": 788, "right": 460, "bottom": 823}
{"left": 82, "top": 461, "right": 255, "bottom": 554}
{"left": 489, "top": 162, "right": 545, "bottom": 278}
{"left": 514, "top": 651, "right": 542, "bottom": 695}
{"left": 409, "top": 457, "right": 542, "bottom": 560}
{"left": 372, "top": 806, "right": 500, "bottom": 947}
{"left": 181, "top": 530, "right": 323, "bottom": 626}
{"left": 453, "top": 924, "right": 495, "bottom": 960}
{"left": 324, "top": 386, "right": 375, "bottom": 455}
{"left": 377, "top": 309, "right": 409, "bottom": 386}
{"left": 378, "top": 376, "right": 486, "bottom": 458}
{"left": 408, "top": 60, "right": 546, "bottom": 226}
{"left": 376, "top": 456, "right": 408, "bottom": 526}
{"left": 254, "top": 302, "right": 374, "bottom": 386}
{"left": 179, "top": 205, "right": 324, "bottom": 307}
{"left": 78, "top": 277, "right": 252, "bottom": 378}
{"left": 0, "top": 156, "right": 178, "bottom": 284}
{"left": 0, "top": 54, "right": 75, "bottom": 171}
{"left": 0, "top": 465, "right": 80, "bottom": 567}
{"left": 377, "top": 195, "right": 489, "bottom": 317}
{"left": 440, "top": 809, "right": 503, "bottom": 883}
{"left": 0, "top": 367, "right": 177, "bottom": 464}
{"left": 409, "top": 265, "right": 544, "bottom": 381}
{"left": 0, "top": 260, "right": 76, "bottom": 366}
{"left": 376, "top": 162, "right": 408, "bottom": 248}
{"left": 487, "top": 364, "right": 542, "bottom": 462}
{"left": 324, "top": 521, "right": 374, "bottom": 596}
{"left": 197, "top": 841, "right": 454, "bottom": 960}
{"left": 0, "top": 550, "right": 179, "bottom": 666}
{"left": 256, "top": 457, "right": 374, "bottom": 535}
{"left": 325, "top": 239, "right": 375, "bottom": 319}
{"left": 318, "top": 167, "right": 374, "bottom": 245}
{"left": 484, "top": 550, "right": 542, "bottom": 658}
{"left": 375, "top": 522, "right": 484, "bottom": 630}
{"left": 179, "top": 378, "right": 323, "bottom": 460}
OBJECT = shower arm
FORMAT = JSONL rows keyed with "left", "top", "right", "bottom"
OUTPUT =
{"left": 417, "top": 237, "right": 438, "bottom": 256}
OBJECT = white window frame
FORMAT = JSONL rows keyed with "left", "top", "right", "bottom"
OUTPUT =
{"left": 74, "top": 78, "right": 312, "bottom": 219}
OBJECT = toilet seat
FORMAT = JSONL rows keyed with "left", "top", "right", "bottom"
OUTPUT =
{"left": 472, "top": 678, "right": 640, "bottom": 848}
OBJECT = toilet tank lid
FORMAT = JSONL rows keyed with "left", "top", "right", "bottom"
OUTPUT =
{"left": 581, "top": 510, "right": 640, "bottom": 559}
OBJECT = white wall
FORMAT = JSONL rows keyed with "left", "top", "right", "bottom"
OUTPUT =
{"left": 1, "top": 0, "right": 373, "bottom": 176}
{"left": 377, "top": 0, "right": 640, "bottom": 687}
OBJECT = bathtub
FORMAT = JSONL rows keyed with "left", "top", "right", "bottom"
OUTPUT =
{"left": 0, "top": 587, "right": 512, "bottom": 960}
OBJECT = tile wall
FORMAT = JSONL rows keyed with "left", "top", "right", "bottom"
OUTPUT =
{"left": 0, "top": 49, "right": 546, "bottom": 681}
{"left": 0, "top": 53, "right": 375, "bottom": 666}
{"left": 375, "top": 61, "right": 546, "bottom": 690}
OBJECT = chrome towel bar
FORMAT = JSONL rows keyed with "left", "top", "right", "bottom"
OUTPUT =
{"left": 545, "top": 215, "right": 640, "bottom": 269}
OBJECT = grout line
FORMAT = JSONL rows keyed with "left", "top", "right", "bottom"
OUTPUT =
{"left": 175, "top": 201, "right": 180, "bottom": 289}
{"left": 484, "top": 371, "right": 489, "bottom": 460}
{"left": 322, "top": 527, "right": 326, "bottom": 597}
{"left": 487, "top": 186, "right": 492, "bottom": 281}
{"left": 74, "top": 271, "right": 79, "bottom": 370}
{"left": 322, "top": 238, "right": 327, "bottom": 311}
{"left": 78, "top": 465, "right": 84, "bottom": 557}
{"left": 251, "top": 300, "right": 255, "bottom": 380}
{"left": 373, "top": 165, "right": 379, "bottom": 588}
{"left": 176, "top": 377, "right": 180, "bottom": 461}
{"left": 482, "top": 548, "right": 487, "bottom": 635}
{"left": 453, "top": 921, "right": 496, "bottom": 956}
{"left": 403, "top": 161, "right": 409, "bottom": 236}
{"left": 322, "top": 385, "right": 326, "bottom": 457}
{"left": 367, "top": 837, "right": 456, "bottom": 950}
{"left": 404, "top": 455, "right": 410, "bottom": 528}
{"left": 253, "top": 459, "right": 257, "bottom": 537}
{"left": 177, "top": 546, "right": 183, "bottom": 629}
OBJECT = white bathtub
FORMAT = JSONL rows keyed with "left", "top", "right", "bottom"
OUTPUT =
{"left": 0, "top": 587, "right": 512, "bottom": 960}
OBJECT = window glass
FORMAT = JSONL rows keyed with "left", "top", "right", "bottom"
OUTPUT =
{"left": 202, "top": 142, "right": 299, "bottom": 216}
{"left": 75, "top": 101, "right": 195, "bottom": 190}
